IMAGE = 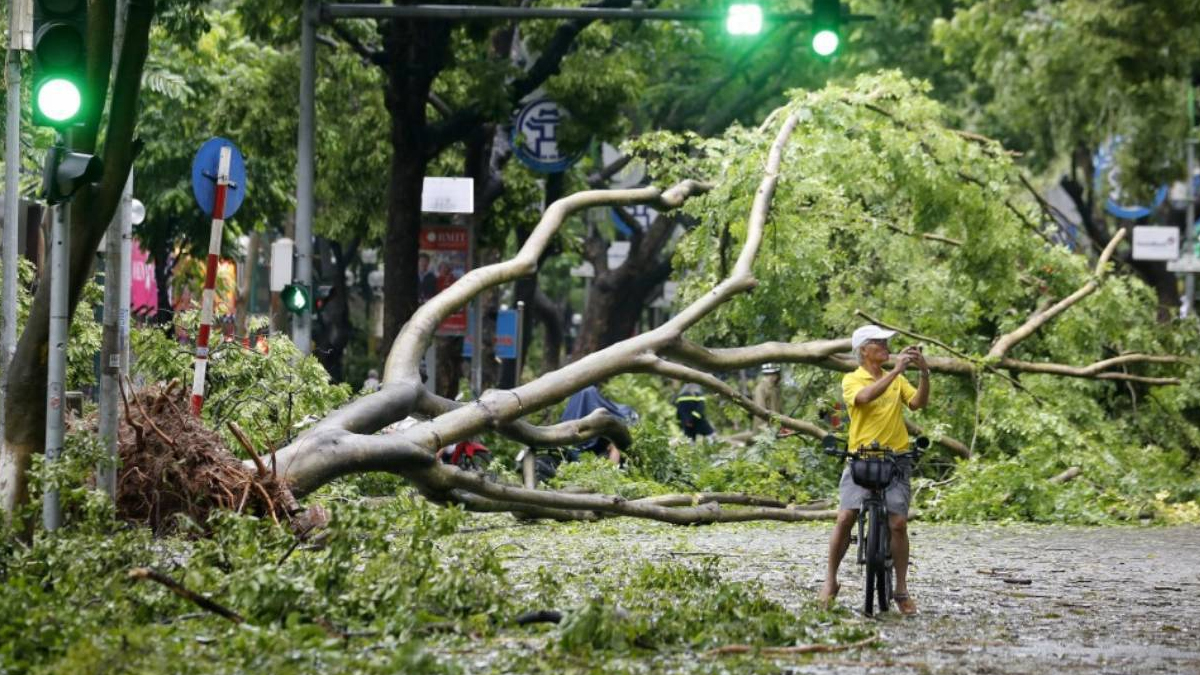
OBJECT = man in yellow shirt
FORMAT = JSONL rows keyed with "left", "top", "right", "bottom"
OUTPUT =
{"left": 818, "top": 324, "right": 929, "bottom": 615}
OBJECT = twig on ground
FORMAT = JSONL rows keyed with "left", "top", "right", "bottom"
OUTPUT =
{"left": 706, "top": 636, "right": 876, "bottom": 656}
{"left": 128, "top": 567, "right": 244, "bottom": 624}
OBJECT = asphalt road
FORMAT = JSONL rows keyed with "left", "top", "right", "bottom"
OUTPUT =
{"left": 497, "top": 520, "right": 1200, "bottom": 674}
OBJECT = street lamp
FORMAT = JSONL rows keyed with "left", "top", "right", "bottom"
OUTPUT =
{"left": 726, "top": 3, "right": 763, "bottom": 36}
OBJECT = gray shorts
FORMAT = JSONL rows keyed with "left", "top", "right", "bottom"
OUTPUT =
{"left": 837, "top": 455, "right": 913, "bottom": 517}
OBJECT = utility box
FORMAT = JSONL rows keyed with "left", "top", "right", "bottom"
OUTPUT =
{"left": 270, "top": 238, "right": 294, "bottom": 292}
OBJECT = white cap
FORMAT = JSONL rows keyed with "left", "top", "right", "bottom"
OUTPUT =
{"left": 851, "top": 324, "right": 897, "bottom": 351}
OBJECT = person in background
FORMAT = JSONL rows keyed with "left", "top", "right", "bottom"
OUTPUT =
{"left": 560, "top": 385, "right": 637, "bottom": 464}
{"left": 417, "top": 253, "right": 438, "bottom": 303}
{"left": 674, "top": 383, "right": 715, "bottom": 442}
{"left": 361, "top": 368, "right": 381, "bottom": 394}
{"left": 753, "top": 363, "right": 782, "bottom": 429}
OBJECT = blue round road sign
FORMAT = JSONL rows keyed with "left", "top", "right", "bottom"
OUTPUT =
{"left": 191, "top": 137, "right": 247, "bottom": 219}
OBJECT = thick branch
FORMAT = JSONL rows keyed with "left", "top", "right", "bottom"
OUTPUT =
{"left": 416, "top": 390, "right": 633, "bottom": 450}
{"left": 987, "top": 228, "right": 1127, "bottom": 360}
{"left": 419, "top": 464, "right": 837, "bottom": 524}
{"left": 384, "top": 180, "right": 710, "bottom": 383}
{"left": 659, "top": 111, "right": 802, "bottom": 335}
{"left": 634, "top": 354, "right": 828, "bottom": 440}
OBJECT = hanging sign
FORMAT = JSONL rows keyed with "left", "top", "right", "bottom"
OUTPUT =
{"left": 418, "top": 225, "right": 470, "bottom": 335}
{"left": 1131, "top": 226, "right": 1180, "bottom": 261}
{"left": 1093, "top": 138, "right": 1167, "bottom": 220}
{"left": 512, "top": 99, "right": 582, "bottom": 173}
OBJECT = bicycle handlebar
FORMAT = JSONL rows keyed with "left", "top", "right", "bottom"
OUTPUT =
{"left": 821, "top": 433, "right": 929, "bottom": 460}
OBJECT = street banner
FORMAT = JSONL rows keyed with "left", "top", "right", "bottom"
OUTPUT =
{"left": 130, "top": 242, "right": 157, "bottom": 315}
{"left": 418, "top": 225, "right": 470, "bottom": 335}
{"left": 462, "top": 309, "right": 519, "bottom": 358}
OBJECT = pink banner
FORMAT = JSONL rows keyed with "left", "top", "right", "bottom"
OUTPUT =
{"left": 131, "top": 243, "right": 158, "bottom": 315}
{"left": 419, "top": 225, "right": 470, "bottom": 336}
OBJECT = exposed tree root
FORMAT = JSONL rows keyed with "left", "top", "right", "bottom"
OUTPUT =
{"left": 113, "top": 384, "right": 297, "bottom": 533}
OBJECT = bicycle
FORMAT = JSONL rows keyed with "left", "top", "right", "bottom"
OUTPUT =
{"left": 821, "top": 433, "right": 928, "bottom": 616}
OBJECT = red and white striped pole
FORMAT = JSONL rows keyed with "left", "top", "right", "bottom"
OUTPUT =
{"left": 191, "top": 145, "right": 232, "bottom": 416}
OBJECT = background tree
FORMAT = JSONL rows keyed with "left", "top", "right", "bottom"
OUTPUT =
{"left": 932, "top": 0, "right": 1200, "bottom": 316}
{"left": 258, "top": 74, "right": 1194, "bottom": 522}
{"left": 1, "top": 0, "right": 213, "bottom": 521}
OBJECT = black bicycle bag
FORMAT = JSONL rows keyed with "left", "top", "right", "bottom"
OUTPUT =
{"left": 850, "top": 456, "right": 894, "bottom": 491}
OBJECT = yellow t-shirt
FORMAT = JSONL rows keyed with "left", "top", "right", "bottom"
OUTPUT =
{"left": 842, "top": 367, "right": 916, "bottom": 453}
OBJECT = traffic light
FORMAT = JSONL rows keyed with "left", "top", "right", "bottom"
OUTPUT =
{"left": 32, "top": 0, "right": 89, "bottom": 128}
{"left": 314, "top": 284, "right": 334, "bottom": 312}
{"left": 725, "top": 3, "right": 763, "bottom": 36}
{"left": 41, "top": 145, "right": 102, "bottom": 205}
{"left": 811, "top": 0, "right": 841, "bottom": 56}
{"left": 281, "top": 283, "right": 311, "bottom": 314}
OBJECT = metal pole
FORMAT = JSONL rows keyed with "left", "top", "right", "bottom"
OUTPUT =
{"left": 97, "top": 183, "right": 123, "bottom": 497}
{"left": 514, "top": 300, "right": 525, "bottom": 383}
{"left": 293, "top": 0, "right": 316, "bottom": 355}
{"left": 322, "top": 4, "right": 874, "bottom": 22}
{"left": 43, "top": 196, "right": 68, "bottom": 531}
{"left": 98, "top": 0, "right": 132, "bottom": 498}
{"left": 469, "top": 223, "right": 482, "bottom": 395}
{"left": 2, "top": 40, "right": 22, "bottom": 450}
{"left": 119, "top": 175, "right": 132, "bottom": 370}
{"left": 1185, "top": 80, "right": 1196, "bottom": 319}
{"left": 191, "top": 146, "right": 232, "bottom": 416}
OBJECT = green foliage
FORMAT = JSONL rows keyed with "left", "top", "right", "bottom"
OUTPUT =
{"left": 554, "top": 557, "right": 868, "bottom": 654}
{"left": 129, "top": 314, "right": 351, "bottom": 452}
{"left": 932, "top": 0, "right": 1200, "bottom": 191}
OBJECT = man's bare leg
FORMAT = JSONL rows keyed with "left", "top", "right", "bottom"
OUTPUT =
{"left": 819, "top": 509, "right": 857, "bottom": 605}
{"left": 889, "top": 513, "right": 915, "bottom": 613}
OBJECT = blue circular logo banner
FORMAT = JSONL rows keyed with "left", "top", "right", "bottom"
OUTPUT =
{"left": 1093, "top": 137, "right": 1166, "bottom": 220}
{"left": 512, "top": 99, "right": 582, "bottom": 173}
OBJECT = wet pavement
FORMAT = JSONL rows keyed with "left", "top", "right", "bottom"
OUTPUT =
{"left": 504, "top": 521, "right": 1200, "bottom": 674}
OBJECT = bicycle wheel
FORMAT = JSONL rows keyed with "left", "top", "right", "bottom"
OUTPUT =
{"left": 863, "top": 506, "right": 884, "bottom": 615}
{"left": 882, "top": 558, "right": 894, "bottom": 611}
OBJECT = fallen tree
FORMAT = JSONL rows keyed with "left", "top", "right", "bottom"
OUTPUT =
{"left": 256, "top": 89, "right": 1188, "bottom": 524}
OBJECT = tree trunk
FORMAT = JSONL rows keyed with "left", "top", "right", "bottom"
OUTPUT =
{"left": 314, "top": 238, "right": 355, "bottom": 383}
{"left": 571, "top": 213, "right": 677, "bottom": 360}
{"left": 1062, "top": 145, "right": 1179, "bottom": 320}
{"left": 379, "top": 18, "right": 452, "bottom": 358}
{"left": 150, "top": 224, "right": 175, "bottom": 327}
{"left": 234, "top": 229, "right": 260, "bottom": 338}
{"left": 2, "top": 0, "right": 154, "bottom": 520}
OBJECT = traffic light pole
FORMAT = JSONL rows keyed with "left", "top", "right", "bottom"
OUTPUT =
{"left": 1185, "top": 80, "right": 1196, "bottom": 319}
{"left": 43, "top": 180, "right": 69, "bottom": 531}
{"left": 293, "top": 0, "right": 317, "bottom": 356}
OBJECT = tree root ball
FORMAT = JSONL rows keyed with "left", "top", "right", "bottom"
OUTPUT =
{"left": 113, "top": 384, "right": 295, "bottom": 533}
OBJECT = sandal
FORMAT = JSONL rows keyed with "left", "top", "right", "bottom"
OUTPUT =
{"left": 893, "top": 592, "right": 917, "bottom": 616}
{"left": 817, "top": 581, "right": 840, "bottom": 609}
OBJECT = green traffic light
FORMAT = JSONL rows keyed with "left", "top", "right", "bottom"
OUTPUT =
{"left": 726, "top": 3, "right": 763, "bottom": 35}
{"left": 282, "top": 284, "right": 310, "bottom": 314}
{"left": 36, "top": 78, "right": 82, "bottom": 122}
{"left": 812, "top": 29, "right": 840, "bottom": 56}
